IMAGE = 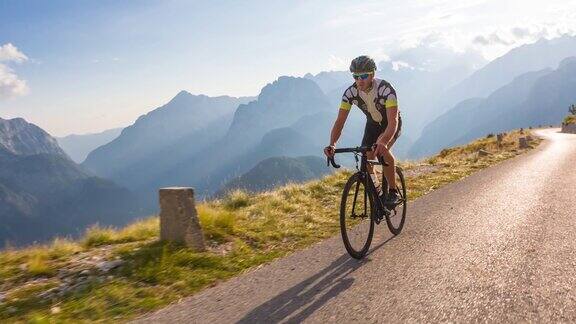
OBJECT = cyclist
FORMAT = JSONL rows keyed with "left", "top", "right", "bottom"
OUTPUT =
{"left": 324, "top": 55, "right": 402, "bottom": 206}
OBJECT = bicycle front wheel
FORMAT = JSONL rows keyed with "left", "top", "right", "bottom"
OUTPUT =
{"left": 340, "top": 172, "right": 375, "bottom": 259}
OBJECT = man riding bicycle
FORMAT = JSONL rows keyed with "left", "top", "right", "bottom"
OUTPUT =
{"left": 324, "top": 55, "right": 402, "bottom": 206}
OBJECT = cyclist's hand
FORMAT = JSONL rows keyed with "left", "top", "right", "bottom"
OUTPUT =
{"left": 373, "top": 141, "right": 388, "bottom": 157}
{"left": 324, "top": 145, "right": 335, "bottom": 158}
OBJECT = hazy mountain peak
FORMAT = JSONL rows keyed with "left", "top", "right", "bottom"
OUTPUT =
{"left": 82, "top": 91, "right": 251, "bottom": 181}
{"left": 559, "top": 56, "right": 576, "bottom": 69}
{"left": 258, "top": 76, "right": 325, "bottom": 103}
{"left": 0, "top": 117, "right": 67, "bottom": 157}
{"left": 303, "top": 71, "right": 351, "bottom": 94}
{"left": 176, "top": 89, "right": 191, "bottom": 96}
{"left": 170, "top": 90, "right": 193, "bottom": 101}
{"left": 227, "top": 76, "right": 331, "bottom": 138}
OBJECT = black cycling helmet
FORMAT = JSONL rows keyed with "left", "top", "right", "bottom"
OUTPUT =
{"left": 349, "top": 55, "right": 377, "bottom": 73}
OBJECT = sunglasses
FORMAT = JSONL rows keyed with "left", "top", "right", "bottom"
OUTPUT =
{"left": 352, "top": 72, "right": 373, "bottom": 80}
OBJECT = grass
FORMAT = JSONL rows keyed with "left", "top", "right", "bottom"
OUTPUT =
{"left": 0, "top": 128, "right": 541, "bottom": 323}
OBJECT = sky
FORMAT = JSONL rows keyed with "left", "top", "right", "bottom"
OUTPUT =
{"left": 1, "top": 0, "right": 575, "bottom": 136}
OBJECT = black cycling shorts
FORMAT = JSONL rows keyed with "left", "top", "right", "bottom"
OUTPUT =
{"left": 361, "top": 115, "right": 402, "bottom": 148}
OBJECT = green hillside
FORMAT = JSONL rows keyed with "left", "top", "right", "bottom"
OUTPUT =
{"left": 217, "top": 156, "right": 332, "bottom": 196}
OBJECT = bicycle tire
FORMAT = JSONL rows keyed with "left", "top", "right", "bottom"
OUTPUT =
{"left": 385, "top": 166, "right": 407, "bottom": 235}
{"left": 340, "top": 172, "right": 375, "bottom": 259}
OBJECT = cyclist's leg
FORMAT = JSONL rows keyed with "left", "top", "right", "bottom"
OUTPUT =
{"left": 362, "top": 121, "right": 380, "bottom": 188}
{"left": 381, "top": 118, "right": 402, "bottom": 190}
{"left": 381, "top": 146, "right": 397, "bottom": 190}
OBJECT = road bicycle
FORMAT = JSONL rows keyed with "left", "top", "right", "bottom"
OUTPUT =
{"left": 327, "top": 146, "right": 407, "bottom": 259}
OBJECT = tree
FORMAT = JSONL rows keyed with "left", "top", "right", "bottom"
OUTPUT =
{"left": 569, "top": 104, "right": 576, "bottom": 115}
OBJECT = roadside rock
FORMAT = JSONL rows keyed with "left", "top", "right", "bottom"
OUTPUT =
{"left": 478, "top": 149, "right": 491, "bottom": 157}
{"left": 97, "top": 260, "right": 124, "bottom": 273}
{"left": 403, "top": 165, "right": 440, "bottom": 178}
{"left": 561, "top": 123, "right": 576, "bottom": 134}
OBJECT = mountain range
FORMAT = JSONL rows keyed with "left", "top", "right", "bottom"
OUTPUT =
{"left": 426, "top": 35, "right": 576, "bottom": 125}
{"left": 0, "top": 117, "right": 140, "bottom": 245}
{"left": 83, "top": 92, "right": 253, "bottom": 188}
{"left": 77, "top": 77, "right": 340, "bottom": 211}
{"left": 410, "top": 48, "right": 576, "bottom": 158}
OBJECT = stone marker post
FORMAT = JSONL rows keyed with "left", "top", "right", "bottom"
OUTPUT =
{"left": 561, "top": 124, "right": 576, "bottom": 134}
{"left": 518, "top": 137, "right": 529, "bottom": 149}
{"left": 159, "top": 187, "right": 206, "bottom": 251}
{"left": 496, "top": 133, "right": 504, "bottom": 148}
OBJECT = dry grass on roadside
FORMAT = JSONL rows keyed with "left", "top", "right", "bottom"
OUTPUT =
{"left": 563, "top": 115, "right": 576, "bottom": 125}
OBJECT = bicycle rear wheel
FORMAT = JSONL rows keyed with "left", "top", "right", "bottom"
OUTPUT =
{"left": 340, "top": 172, "right": 375, "bottom": 259}
{"left": 385, "top": 166, "right": 407, "bottom": 235}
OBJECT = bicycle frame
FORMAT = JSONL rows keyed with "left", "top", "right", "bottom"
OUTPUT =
{"left": 328, "top": 147, "right": 390, "bottom": 220}
{"left": 330, "top": 146, "right": 408, "bottom": 256}
{"left": 361, "top": 155, "right": 391, "bottom": 220}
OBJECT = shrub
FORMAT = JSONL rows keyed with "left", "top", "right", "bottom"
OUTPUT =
{"left": 197, "top": 205, "right": 235, "bottom": 242}
{"left": 563, "top": 115, "right": 576, "bottom": 126}
{"left": 27, "top": 251, "right": 54, "bottom": 276}
{"left": 222, "top": 190, "right": 251, "bottom": 210}
{"left": 83, "top": 225, "right": 116, "bottom": 247}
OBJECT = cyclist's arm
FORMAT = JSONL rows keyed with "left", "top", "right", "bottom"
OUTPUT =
{"left": 329, "top": 108, "right": 350, "bottom": 146}
{"left": 376, "top": 85, "right": 399, "bottom": 147}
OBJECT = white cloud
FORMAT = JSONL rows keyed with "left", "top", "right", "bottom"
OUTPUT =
{"left": 0, "top": 43, "right": 28, "bottom": 63}
{"left": 371, "top": 49, "right": 391, "bottom": 63}
{"left": 0, "top": 43, "right": 29, "bottom": 100}
{"left": 374, "top": 31, "right": 485, "bottom": 72}
{"left": 0, "top": 64, "right": 29, "bottom": 99}
{"left": 391, "top": 61, "right": 414, "bottom": 71}
{"left": 471, "top": 24, "right": 575, "bottom": 57}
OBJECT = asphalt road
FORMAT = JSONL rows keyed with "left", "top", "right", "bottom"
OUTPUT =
{"left": 136, "top": 128, "right": 576, "bottom": 323}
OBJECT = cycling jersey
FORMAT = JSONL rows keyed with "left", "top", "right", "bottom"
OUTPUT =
{"left": 340, "top": 78, "right": 399, "bottom": 127}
